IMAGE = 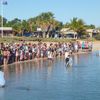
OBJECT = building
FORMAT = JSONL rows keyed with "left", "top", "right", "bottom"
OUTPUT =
{"left": 60, "top": 28, "right": 77, "bottom": 39}
{"left": 0, "top": 27, "right": 13, "bottom": 37}
{"left": 86, "top": 29, "right": 100, "bottom": 37}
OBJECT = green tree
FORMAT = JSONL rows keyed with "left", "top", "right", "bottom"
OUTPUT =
{"left": 21, "top": 20, "right": 30, "bottom": 33}
{"left": 69, "top": 17, "right": 86, "bottom": 37}
{"left": 6, "top": 18, "right": 22, "bottom": 35}
{"left": 28, "top": 12, "right": 62, "bottom": 32}
{"left": 85, "top": 24, "right": 95, "bottom": 29}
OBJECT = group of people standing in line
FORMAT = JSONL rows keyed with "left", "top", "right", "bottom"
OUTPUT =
{"left": 0, "top": 41, "right": 92, "bottom": 66}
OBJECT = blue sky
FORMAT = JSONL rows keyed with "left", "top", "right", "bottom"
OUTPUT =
{"left": 0, "top": 0, "right": 100, "bottom": 26}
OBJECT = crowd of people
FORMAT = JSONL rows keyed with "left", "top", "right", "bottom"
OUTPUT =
{"left": 0, "top": 41, "right": 92, "bottom": 66}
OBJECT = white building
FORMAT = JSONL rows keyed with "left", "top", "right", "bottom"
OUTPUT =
{"left": 0, "top": 27, "right": 13, "bottom": 37}
{"left": 86, "top": 29, "right": 100, "bottom": 37}
{"left": 60, "top": 28, "right": 77, "bottom": 39}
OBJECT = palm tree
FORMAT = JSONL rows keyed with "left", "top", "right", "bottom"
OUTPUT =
{"left": 69, "top": 17, "right": 86, "bottom": 38}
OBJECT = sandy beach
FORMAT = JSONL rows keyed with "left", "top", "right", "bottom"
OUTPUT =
{"left": 93, "top": 41, "right": 100, "bottom": 51}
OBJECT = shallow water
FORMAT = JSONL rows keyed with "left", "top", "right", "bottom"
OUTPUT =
{"left": 0, "top": 52, "right": 100, "bottom": 100}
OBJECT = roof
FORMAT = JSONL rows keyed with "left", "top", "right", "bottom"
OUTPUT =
{"left": 0, "top": 27, "right": 12, "bottom": 31}
{"left": 60, "top": 28, "right": 77, "bottom": 34}
{"left": 86, "top": 29, "right": 94, "bottom": 33}
{"left": 86, "top": 29, "right": 100, "bottom": 33}
{"left": 60, "top": 28, "right": 70, "bottom": 32}
{"left": 66, "top": 31, "right": 77, "bottom": 35}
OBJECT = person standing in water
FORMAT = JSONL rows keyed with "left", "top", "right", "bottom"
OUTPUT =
{"left": 65, "top": 50, "right": 72, "bottom": 66}
{"left": 65, "top": 50, "right": 70, "bottom": 65}
{"left": 47, "top": 50, "right": 53, "bottom": 61}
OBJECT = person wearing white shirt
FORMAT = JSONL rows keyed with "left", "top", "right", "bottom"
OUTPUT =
{"left": 65, "top": 50, "right": 72, "bottom": 66}
{"left": 65, "top": 50, "right": 69, "bottom": 59}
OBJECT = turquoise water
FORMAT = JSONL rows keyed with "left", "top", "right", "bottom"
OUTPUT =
{"left": 0, "top": 52, "right": 100, "bottom": 100}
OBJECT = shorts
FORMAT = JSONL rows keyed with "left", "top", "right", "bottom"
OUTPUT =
{"left": 65, "top": 58, "right": 69, "bottom": 63}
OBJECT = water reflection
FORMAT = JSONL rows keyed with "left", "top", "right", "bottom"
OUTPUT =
{"left": 65, "top": 64, "right": 73, "bottom": 73}
{"left": 3, "top": 65, "right": 9, "bottom": 79}
{"left": 1, "top": 52, "right": 100, "bottom": 100}
{"left": 73, "top": 54, "right": 79, "bottom": 65}
{"left": 0, "top": 88, "right": 4, "bottom": 100}
{"left": 2, "top": 53, "right": 95, "bottom": 80}
{"left": 47, "top": 60, "right": 53, "bottom": 74}
{"left": 4, "top": 59, "right": 54, "bottom": 81}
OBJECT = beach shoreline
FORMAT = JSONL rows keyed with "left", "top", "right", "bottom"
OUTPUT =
{"left": 0, "top": 41, "right": 99, "bottom": 68}
{"left": 0, "top": 51, "right": 92, "bottom": 68}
